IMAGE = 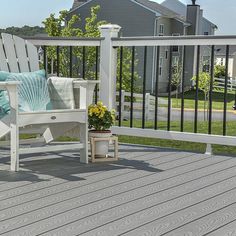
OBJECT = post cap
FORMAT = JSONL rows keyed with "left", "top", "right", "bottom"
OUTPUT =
{"left": 98, "top": 24, "right": 121, "bottom": 32}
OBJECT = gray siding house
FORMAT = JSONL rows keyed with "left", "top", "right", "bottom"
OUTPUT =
{"left": 69, "top": 0, "right": 217, "bottom": 93}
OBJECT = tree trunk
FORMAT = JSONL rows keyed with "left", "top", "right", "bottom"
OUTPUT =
{"left": 176, "top": 89, "right": 178, "bottom": 107}
{"left": 206, "top": 93, "right": 209, "bottom": 121}
{"left": 204, "top": 93, "right": 207, "bottom": 121}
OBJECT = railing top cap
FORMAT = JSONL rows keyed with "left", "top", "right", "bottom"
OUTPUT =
{"left": 23, "top": 36, "right": 104, "bottom": 41}
{"left": 112, "top": 35, "right": 236, "bottom": 41}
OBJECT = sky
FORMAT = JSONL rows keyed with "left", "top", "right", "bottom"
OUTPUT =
{"left": 0, "top": 0, "right": 234, "bottom": 35}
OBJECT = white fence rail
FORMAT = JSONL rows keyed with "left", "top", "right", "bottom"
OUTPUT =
{"left": 116, "top": 90, "right": 170, "bottom": 120}
{"left": 214, "top": 77, "right": 236, "bottom": 91}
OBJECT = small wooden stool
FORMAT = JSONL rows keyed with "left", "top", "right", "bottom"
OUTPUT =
{"left": 90, "top": 135, "right": 118, "bottom": 163}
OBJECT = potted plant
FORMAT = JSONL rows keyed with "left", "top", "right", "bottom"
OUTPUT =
{"left": 88, "top": 101, "right": 116, "bottom": 157}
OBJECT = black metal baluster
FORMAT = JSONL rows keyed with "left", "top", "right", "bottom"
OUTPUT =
{"left": 119, "top": 46, "right": 123, "bottom": 127}
{"left": 69, "top": 46, "right": 73, "bottom": 78}
{"left": 194, "top": 45, "right": 200, "bottom": 133}
{"left": 180, "top": 46, "right": 186, "bottom": 132}
{"left": 56, "top": 46, "right": 60, "bottom": 76}
{"left": 82, "top": 46, "right": 86, "bottom": 79}
{"left": 130, "top": 46, "right": 135, "bottom": 128}
{"left": 223, "top": 45, "right": 229, "bottom": 136}
{"left": 208, "top": 45, "right": 215, "bottom": 134}
{"left": 142, "top": 46, "right": 147, "bottom": 129}
{"left": 154, "top": 46, "right": 160, "bottom": 130}
{"left": 167, "top": 46, "right": 173, "bottom": 131}
{"left": 95, "top": 46, "right": 99, "bottom": 104}
{"left": 43, "top": 46, "right": 47, "bottom": 73}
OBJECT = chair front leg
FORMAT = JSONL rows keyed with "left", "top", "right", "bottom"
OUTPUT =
{"left": 8, "top": 85, "right": 19, "bottom": 171}
{"left": 10, "top": 118, "right": 19, "bottom": 171}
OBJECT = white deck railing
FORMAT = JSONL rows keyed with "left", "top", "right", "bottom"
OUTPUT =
{"left": 26, "top": 25, "right": 236, "bottom": 154}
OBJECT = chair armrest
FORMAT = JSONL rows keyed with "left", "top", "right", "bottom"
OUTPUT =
{"left": 73, "top": 80, "right": 100, "bottom": 109}
{"left": 47, "top": 77, "right": 100, "bottom": 109}
{"left": 0, "top": 81, "right": 21, "bottom": 89}
{"left": 0, "top": 81, "right": 21, "bottom": 113}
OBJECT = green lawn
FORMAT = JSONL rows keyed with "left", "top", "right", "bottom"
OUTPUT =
{"left": 164, "top": 89, "right": 236, "bottom": 111}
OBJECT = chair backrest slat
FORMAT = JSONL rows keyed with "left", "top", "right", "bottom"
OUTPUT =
{"left": 1, "top": 33, "right": 19, "bottom": 72}
{"left": 13, "top": 35, "right": 30, "bottom": 72}
{"left": 0, "top": 39, "right": 9, "bottom": 72}
{"left": 26, "top": 41, "right": 39, "bottom": 72}
{"left": 1, "top": 33, "right": 40, "bottom": 73}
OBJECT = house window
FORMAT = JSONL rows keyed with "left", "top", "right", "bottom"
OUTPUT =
{"left": 165, "top": 49, "right": 168, "bottom": 59}
{"left": 202, "top": 55, "right": 210, "bottom": 72}
{"left": 221, "top": 58, "right": 224, "bottom": 66}
{"left": 172, "top": 56, "right": 180, "bottom": 74}
{"left": 159, "top": 24, "right": 164, "bottom": 36}
{"left": 172, "top": 33, "right": 180, "bottom": 52}
{"left": 172, "top": 56, "right": 179, "bottom": 66}
{"left": 204, "top": 32, "right": 209, "bottom": 35}
{"left": 159, "top": 57, "right": 163, "bottom": 76}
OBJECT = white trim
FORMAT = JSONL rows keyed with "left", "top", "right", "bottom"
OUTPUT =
{"left": 112, "top": 36, "right": 236, "bottom": 47}
{"left": 129, "top": 0, "right": 161, "bottom": 16}
{"left": 159, "top": 24, "right": 164, "bottom": 35}
{"left": 69, "top": 0, "right": 94, "bottom": 13}
{"left": 174, "top": 17, "right": 191, "bottom": 26}
{"left": 112, "top": 127, "right": 236, "bottom": 147}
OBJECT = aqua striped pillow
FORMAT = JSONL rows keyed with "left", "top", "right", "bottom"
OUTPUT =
{"left": 0, "top": 70, "right": 49, "bottom": 116}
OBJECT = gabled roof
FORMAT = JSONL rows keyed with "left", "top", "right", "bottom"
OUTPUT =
{"left": 161, "top": 0, "right": 217, "bottom": 28}
{"left": 135, "top": 0, "right": 188, "bottom": 24}
{"left": 71, "top": 0, "right": 87, "bottom": 11}
{"left": 69, "top": 0, "right": 189, "bottom": 25}
{"left": 135, "top": 0, "right": 182, "bottom": 19}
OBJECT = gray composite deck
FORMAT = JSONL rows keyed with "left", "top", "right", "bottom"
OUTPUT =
{"left": 0, "top": 145, "right": 236, "bottom": 235}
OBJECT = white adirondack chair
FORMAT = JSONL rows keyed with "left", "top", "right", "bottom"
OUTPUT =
{"left": 0, "top": 33, "right": 99, "bottom": 171}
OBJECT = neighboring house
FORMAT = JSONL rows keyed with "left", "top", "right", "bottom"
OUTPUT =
{"left": 69, "top": 0, "right": 217, "bottom": 93}
{"left": 215, "top": 46, "right": 236, "bottom": 79}
{"left": 161, "top": 0, "right": 217, "bottom": 36}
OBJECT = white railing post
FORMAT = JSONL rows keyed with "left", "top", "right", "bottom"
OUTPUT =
{"left": 99, "top": 24, "right": 121, "bottom": 110}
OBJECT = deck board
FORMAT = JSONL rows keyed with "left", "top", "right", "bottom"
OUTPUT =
{"left": 0, "top": 145, "right": 236, "bottom": 235}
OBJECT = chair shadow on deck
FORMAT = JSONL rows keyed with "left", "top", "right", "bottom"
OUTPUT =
{"left": 0, "top": 146, "right": 165, "bottom": 183}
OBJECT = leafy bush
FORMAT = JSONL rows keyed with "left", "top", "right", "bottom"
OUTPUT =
{"left": 214, "top": 64, "right": 226, "bottom": 78}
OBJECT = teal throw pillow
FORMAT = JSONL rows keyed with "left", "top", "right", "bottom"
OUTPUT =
{"left": 0, "top": 70, "right": 50, "bottom": 115}
{"left": 0, "top": 69, "right": 46, "bottom": 82}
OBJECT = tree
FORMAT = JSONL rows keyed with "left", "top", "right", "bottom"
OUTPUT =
{"left": 0, "top": 25, "right": 45, "bottom": 36}
{"left": 171, "top": 61, "right": 182, "bottom": 107}
{"left": 43, "top": 6, "right": 140, "bottom": 93}
{"left": 192, "top": 72, "right": 214, "bottom": 120}
{"left": 116, "top": 48, "right": 140, "bottom": 94}
{"left": 43, "top": 6, "right": 106, "bottom": 78}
